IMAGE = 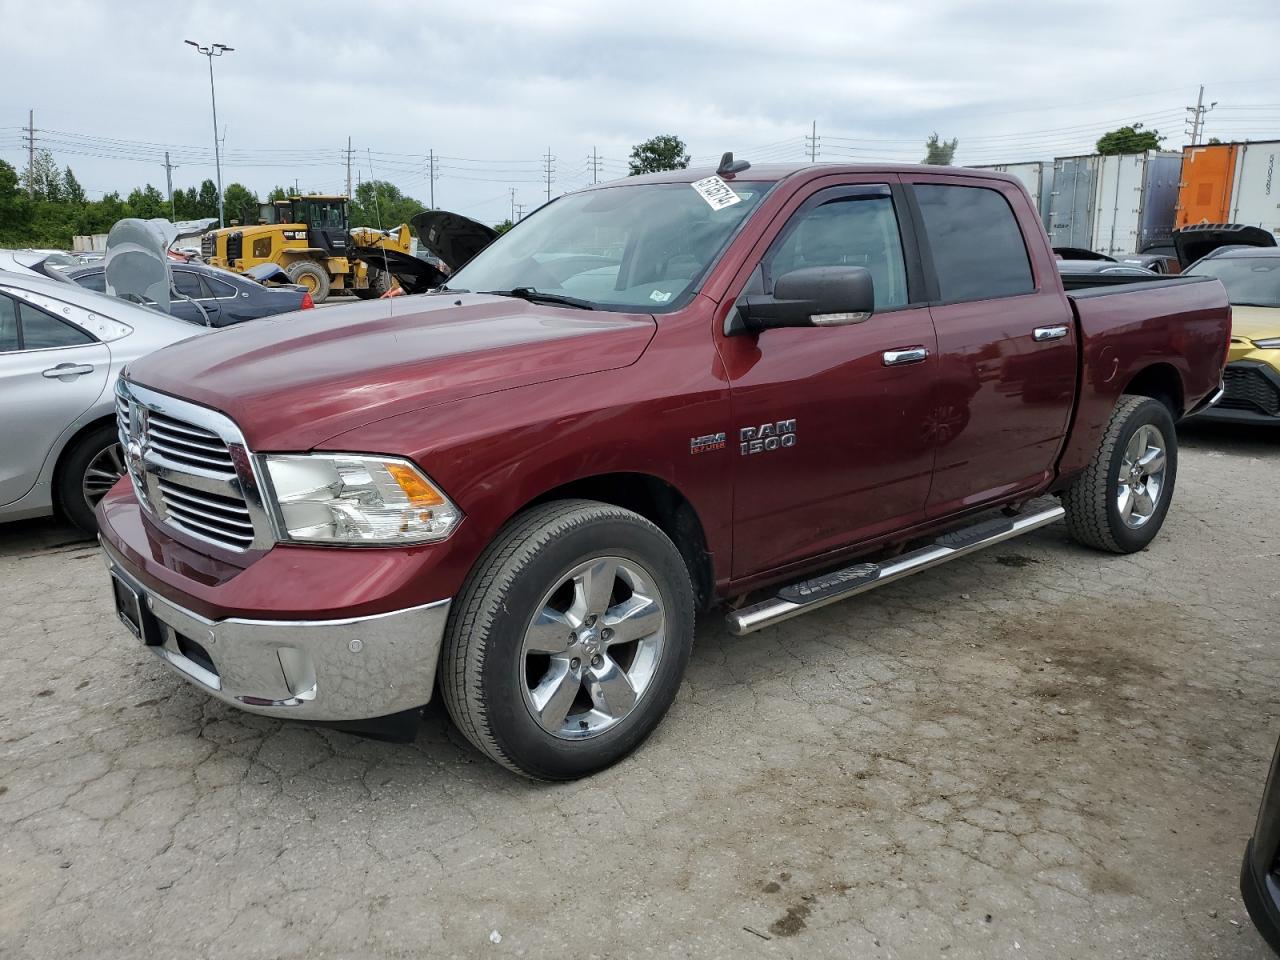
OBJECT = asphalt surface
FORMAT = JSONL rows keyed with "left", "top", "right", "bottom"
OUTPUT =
{"left": 1, "top": 421, "right": 1277, "bottom": 959}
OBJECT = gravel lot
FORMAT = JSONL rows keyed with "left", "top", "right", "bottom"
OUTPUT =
{"left": 1, "top": 421, "right": 1277, "bottom": 959}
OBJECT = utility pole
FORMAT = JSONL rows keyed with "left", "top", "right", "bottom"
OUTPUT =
{"left": 543, "top": 147, "right": 555, "bottom": 201}
{"left": 345, "top": 136, "right": 352, "bottom": 198}
{"left": 514, "top": 202, "right": 526, "bottom": 221}
{"left": 184, "top": 40, "right": 234, "bottom": 227}
{"left": 806, "top": 121, "right": 820, "bottom": 162}
{"left": 509, "top": 187, "right": 516, "bottom": 223}
{"left": 1186, "top": 85, "right": 1218, "bottom": 146}
{"left": 589, "top": 146, "right": 601, "bottom": 184}
{"left": 428, "top": 149, "right": 436, "bottom": 209}
{"left": 24, "top": 109, "right": 36, "bottom": 197}
{"left": 163, "top": 151, "right": 178, "bottom": 218}
{"left": 294, "top": 178, "right": 300, "bottom": 195}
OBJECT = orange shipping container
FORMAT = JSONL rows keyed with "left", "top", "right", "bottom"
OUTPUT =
{"left": 1176, "top": 144, "right": 1238, "bottom": 226}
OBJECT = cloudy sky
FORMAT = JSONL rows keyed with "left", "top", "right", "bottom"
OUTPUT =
{"left": 1, "top": 0, "right": 1277, "bottom": 224}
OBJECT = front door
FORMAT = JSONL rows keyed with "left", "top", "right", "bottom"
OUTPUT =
{"left": 0, "top": 290, "right": 110, "bottom": 506}
{"left": 904, "top": 175, "right": 1077, "bottom": 516}
{"left": 717, "top": 178, "right": 939, "bottom": 579}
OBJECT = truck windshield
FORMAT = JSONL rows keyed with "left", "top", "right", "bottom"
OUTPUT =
{"left": 1185, "top": 256, "right": 1280, "bottom": 307}
{"left": 448, "top": 181, "right": 771, "bottom": 312}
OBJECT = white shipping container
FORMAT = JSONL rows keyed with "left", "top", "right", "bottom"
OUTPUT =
{"left": 1047, "top": 155, "right": 1102, "bottom": 250}
{"left": 1090, "top": 151, "right": 1182, "bottom": 257}
{"left": 1229, "top": 141, "right": 1280, "bottom": 236}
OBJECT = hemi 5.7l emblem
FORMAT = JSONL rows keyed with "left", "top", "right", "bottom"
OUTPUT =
{"left": 690, "top": 432, "right": 727, "bottom": 455}
{"left": 740, "top": 419, "right": 797, "bottom": 455}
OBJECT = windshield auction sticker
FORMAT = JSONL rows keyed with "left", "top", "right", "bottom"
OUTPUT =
{"left": 690, "top": 175, "right": 742, "bottom": 211}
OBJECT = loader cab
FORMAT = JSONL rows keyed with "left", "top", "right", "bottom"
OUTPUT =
{"left": 289, "top": 196, "right": 350, "bottom": 256}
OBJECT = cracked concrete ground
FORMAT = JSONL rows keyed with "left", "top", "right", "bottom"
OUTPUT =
{"left": 1, "top": 421, "right": 1277, "bottom": 959}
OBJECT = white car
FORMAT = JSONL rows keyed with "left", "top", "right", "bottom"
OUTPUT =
{"left": 0, "top": 271, "right": 211, "bottom": 533}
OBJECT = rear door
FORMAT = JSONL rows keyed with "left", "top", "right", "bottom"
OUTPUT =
{"left": 719, "top": 177, "right": 939, "bottom": 577}
{"left": 903, "top": 174, "right": 1077, "bottom": 517}
{"left": 0, "top": 291, "right": 110, "bottom": 506}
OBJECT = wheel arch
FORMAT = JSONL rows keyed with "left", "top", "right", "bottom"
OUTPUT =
{"left": 51, "top": 413, "right": 118, "bottom": 512}
{"left": 1123, "top": 363, "right": 1186, "bottom": 418}
{"left": 520, "top": 472, "right": 715, "bottom": 609}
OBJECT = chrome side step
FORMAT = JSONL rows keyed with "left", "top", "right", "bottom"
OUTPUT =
{"left": 726, "top": 503, "right": 1065, "bottom": 636}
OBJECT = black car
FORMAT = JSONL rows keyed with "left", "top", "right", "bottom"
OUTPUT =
{"left": 1244, "top": 737, "right": 1280, "bottom": 954}
{"left": 66, "top": 261, "right": 313, "bottom": 326}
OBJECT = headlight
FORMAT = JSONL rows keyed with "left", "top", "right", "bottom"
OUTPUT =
{"left": 262, "top": 454, "right": 461, "bottom": 544}
{"left": 1253, "top": 337, "right": 1280, "bottom": 349}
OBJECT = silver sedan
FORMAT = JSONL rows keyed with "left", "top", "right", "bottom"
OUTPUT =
{"left": 0, "top": 271, "right": 210, "bottom": 533}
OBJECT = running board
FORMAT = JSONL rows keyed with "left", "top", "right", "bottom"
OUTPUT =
{"left": 726, "top": 504, "right": 1065, "bottom": 636}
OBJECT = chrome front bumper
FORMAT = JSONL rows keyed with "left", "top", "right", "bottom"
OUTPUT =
{"left": 103, "top": 544, "right": 451, "bottom": 721}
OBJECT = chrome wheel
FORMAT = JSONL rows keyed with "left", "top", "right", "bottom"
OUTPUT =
{"left": 1116, "top": 424, "right": 1166, "bottom": 529}
{"left": 82, "top": 442, "right": 125, "bottom": 512}
{"left": 520, "top": 556, "right": 666, "bottom": 740}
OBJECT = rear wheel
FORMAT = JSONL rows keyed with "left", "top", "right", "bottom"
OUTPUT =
{"left": 1063, "top": 395, "right": 1177, "bottom": 553}
{"left": 440, "top": 500, "right": 695, "bottom": 780}
{"left": 56, "top": 423, "right": 124, "bottom": 535}
{"left": 285, "top": 261, "right": 331, "bottom": 303}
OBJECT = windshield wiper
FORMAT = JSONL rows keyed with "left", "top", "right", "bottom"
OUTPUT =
{"left": 481, "top": 287, "right": 595, "bottom": 310}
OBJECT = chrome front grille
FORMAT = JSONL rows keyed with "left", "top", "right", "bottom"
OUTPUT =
{"left": 115, "top": 380, "right": 273, "bottom": 553}
{"left": 157, "top": 478, "right": 256, "bottom": 550}
{"left": 146, "top": 411, "right": 237, "bottom": 474}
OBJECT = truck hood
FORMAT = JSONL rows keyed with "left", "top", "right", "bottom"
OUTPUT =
{"left": 1175, "top": 224, "right": 1277, "bottom": 268}
{"left": 125, "top": 294, "right": 657, "bottom": 450}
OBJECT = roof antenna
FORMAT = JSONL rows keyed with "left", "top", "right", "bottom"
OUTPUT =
{"left": 717, "top": 152, "right": 751, "bottom": 179}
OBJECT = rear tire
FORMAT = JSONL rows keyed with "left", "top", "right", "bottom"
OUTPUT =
{"left": 440, "top": 500, "right": 695, "bottom": 780}
{"left": 1062, "top": 395, "right": 1177, "bottom": 553}
{"left": 56, "top": 423, "right": 124, "bottom": 536}
{"left": 285, "top": 261, "right": 331, "bottom": 303}
{"left": 352, "top": 267, "right": 391, "bottom": 300}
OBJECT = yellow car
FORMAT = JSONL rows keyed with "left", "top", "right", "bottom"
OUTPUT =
{"left": 1184, "top": 245, "right": 1280, "bottom": 424}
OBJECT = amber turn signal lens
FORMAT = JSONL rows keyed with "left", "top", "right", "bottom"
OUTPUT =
{"left": 386, "top": 463, "right": 446, "bottom": 506}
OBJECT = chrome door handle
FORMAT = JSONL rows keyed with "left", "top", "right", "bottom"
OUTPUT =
{"left": 882, "top": 346, "right": 929, "bottom": 367}
{"left": 42, "top": 363, "right": 94, "bottom": 379}
{"left": 1033, "top": 325, "right": 1070, "bottom": 342}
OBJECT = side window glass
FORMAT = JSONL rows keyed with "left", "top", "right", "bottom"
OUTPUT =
{"left": 766, "top": 193, "right": 909, "bottom": 309}
{"left": 0, "top": 296, "right": 18, "bottom": 351}
{"left": 202, "top": 276, "right": 237, "bottom": 299}
{"left": 18, "top": 302, "right": 95, "bottom": 349}
{"left": 75, "top": 271, "right": 107, "bottom": 293}
{"left": 173, "top": 271, "right": 203, "bottom": 299}
{"left": 914, "top": 184, "right": 1034, "bottom": 302}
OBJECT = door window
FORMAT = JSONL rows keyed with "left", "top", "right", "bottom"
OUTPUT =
{"left": 19, "top": 302, "right": 96, "bottom": 349}
{"left": 914, "top": 184, "right": 1034, "bottom": 302}
{"left": 201, "top": 275, "right": 237, "bottom": 299}
{"left": 765, "top": 191, "right": 909, "bottom": 309}
{"left": 74, "top": 271, "right": 107, "bottom": 293}
{"left": 172, "top": 271, "right": 204, "bottom": 300}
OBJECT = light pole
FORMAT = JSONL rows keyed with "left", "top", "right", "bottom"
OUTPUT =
{"left": 185, "top": 40, "right": 234, "bottom": 227}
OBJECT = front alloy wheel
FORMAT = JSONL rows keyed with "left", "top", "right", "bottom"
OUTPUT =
{"left": 521, "top": 556, "right": 666, "bottom": 739}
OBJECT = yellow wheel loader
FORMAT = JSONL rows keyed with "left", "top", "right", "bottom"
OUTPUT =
{"left": 199, "top": 195, "right": 414, "bottom": 302}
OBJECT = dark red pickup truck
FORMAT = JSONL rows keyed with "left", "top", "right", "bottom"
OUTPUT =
{"left": 98, "top": 160, "right": 1230, "bottom": 779}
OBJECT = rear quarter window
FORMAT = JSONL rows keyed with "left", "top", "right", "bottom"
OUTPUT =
{"left": 915, "top": 184, "right": 1034, "bottom": 302}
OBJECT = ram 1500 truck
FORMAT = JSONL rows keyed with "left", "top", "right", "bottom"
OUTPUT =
{"left": 97, "top": 159, "right": 1231, "bottom": 779}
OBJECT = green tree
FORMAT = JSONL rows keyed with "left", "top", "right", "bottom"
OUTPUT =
{"left": 21, "top": 149, "right": 64, "bottom": 200}
{"left": 0, "top": 159, "right": 33, "bottom": 244}
{"left": 493, "top": 218, "right": 514, "bottom": 235}
{"left": 628, "top": 135, "right": 691, "bottom": 175}
{"left": 222, "top": 182, "right": 259, "bottom": 225}
{"left": 350, "top": 180, "right": 426, "bottom": 228}
{"left": 126, "top": 184, "right": 167, "bottom": 220}
{"left": 1096, "top": 123, "right": 1163, "bottom": 155}
{"left": 196, "top": 179, "right": 220, "bottom": 219}
{"left": 62, "top": 167, "right": 87, "bottom": 206}
{"left": 267, "top": 185, "right": 290, "bottom": 202}
{"left": 923, "top": 132, "right": 959, "bottom": 165}
{"left": 173, "top": 186, "right": 200, "bottom": 220}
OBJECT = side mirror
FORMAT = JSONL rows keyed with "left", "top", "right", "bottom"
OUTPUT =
{"left": 739, "top": 266, "right": 875, "bottom": 332}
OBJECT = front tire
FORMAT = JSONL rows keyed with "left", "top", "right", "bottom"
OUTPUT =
{"left": 285, "top": 261, "right": 331, "bottom": 303}
{"left": 57, "top": 424, "right": 125, "bottom": 535}
{"left": 1063, "top": 395, "right": 1178, "bottom": 553}
{"left": 440, "top": 500, "right": 695, "bottom": 780}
